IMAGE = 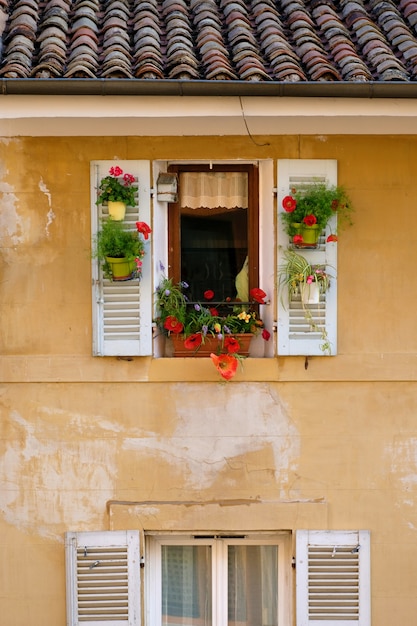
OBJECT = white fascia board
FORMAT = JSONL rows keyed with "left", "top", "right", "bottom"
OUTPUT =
{"left": 0, "top": 95, "right": 417, "bottom": 136}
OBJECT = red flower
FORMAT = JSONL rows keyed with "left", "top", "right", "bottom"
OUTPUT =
{"left": 327, "top": 234, "right": 338, "bottom": 242}
{"left": 224, "top": 336, "right": 240, "bottom": 353}
{"left": 293, "top": 234, "right": 304, "bottom": 245}
{"left": 163, "top": 316, "right": 184, "bottom": 334}
{"left": 331, "top": 199, "right": 339, "bottom": 210}
{"left": 209, "top": 307, "right": 219, "bottom": 317}
{"left": 123, "top": 173, "right": 135, "bottom": 185}
{"left": 204, "top": 289, "right": 214, "bottom": 301}
{"left": 184, "top": 333, "right": 203, "bottom": 350}
{"left": 136, "top": 221, "right": 152, "bottom": 240}
{"left": 303, "top": 214, "right": 317, "bottom": 226}
{"left": 210, "top": 353, "right": 238, "bottom": 380}
{"left": 282, "top": 195, "right": 297, "bottom": 212}
{"left": 249, "top": 287, "right": 267, "bottom": 304}
{"left": 109, "top": 166, "right": 123, "bottom": 177}
{"left": 262, "top": 328, "right": 271, "bottom": 341}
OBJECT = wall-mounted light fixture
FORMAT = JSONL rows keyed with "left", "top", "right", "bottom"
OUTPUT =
{"left": 156, "top": 173, "right": 178, "bottom": 203}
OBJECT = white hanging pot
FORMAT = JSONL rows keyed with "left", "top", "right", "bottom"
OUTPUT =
{"left": 300, "top": 281, "right": 320, "bottom": 304}
{"left": 108, "top": 201, "right": 126, "bottom": 221}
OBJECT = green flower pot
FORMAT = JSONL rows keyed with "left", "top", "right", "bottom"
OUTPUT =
{"left": 105, "top": 256, "right": 136, "bottom": 281}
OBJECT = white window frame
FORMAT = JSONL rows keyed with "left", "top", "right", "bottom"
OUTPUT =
{"left": 146, "top": 532, "right": 291, "bottom": 626}
{"left": 152, "top": 159, "right": 275, "bottom": 358}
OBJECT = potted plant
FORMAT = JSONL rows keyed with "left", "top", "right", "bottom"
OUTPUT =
{"left": 155, "top": 277, "right": 271, "bottom": 379}
{"left": 93, "top": 218, "right": 152, "bottom": 281}
{"left": 281, "top": 182, "right": 353, "bottom": 247}
{"left": 96, "top": 165, "right": 137, "bottom": 221}
{"left": 279, "top": 250, "right": 332, "bottom": 353}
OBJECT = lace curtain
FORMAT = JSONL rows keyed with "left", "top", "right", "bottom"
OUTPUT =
{"left": 180, "top": 171, "right": 248, "bottom": 209}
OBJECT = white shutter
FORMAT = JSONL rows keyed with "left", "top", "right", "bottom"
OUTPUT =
{"left": 296, "top": 530, "right": 371, "bottom": 626}
{"left": 91, "top": 161, "right": 152, "bottom": 356}
{"left": 277, "top": 159, "right": 338, "bottom": 356}
{"left": 65, "top": 530, "right": 141, "bottom": 626}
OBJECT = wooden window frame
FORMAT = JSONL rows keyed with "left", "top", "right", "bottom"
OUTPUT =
{"left": 167, "top": 164, "right": 259, "bottom": 296}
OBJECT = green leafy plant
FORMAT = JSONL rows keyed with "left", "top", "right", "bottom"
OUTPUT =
{"left": 281, "top": 181, "right": 353, "bottom": 243}
{"left": 279, "top": 250, "right": 332, "bottom": 354}
{"left": 96, "top": 165, "right": 137, "bottom": 206}
{"left": 93, "top": 218, "right": 151, "bottom": 279}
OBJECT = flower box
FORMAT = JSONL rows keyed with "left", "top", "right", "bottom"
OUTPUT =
{"left": 171, "top": 333, "right": 253, "bottom": 358}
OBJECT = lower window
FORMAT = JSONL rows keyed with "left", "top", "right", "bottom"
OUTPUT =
{"left": 147, "top": 533, "right": 290, "bottom": 626}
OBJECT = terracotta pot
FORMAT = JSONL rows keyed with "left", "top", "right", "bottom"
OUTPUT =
{"left": 108, "top": 201, "right": 126, "bottom": 221}
{"left": 105, "top": 256, "right": 136, "bottom": 281}
{"left": 171, "top": 333, "right": 253, "bottom": 357}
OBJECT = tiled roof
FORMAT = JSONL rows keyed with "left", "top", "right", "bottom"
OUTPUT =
{"left": 1, "top": 0, "right": 417, "bottom": 86}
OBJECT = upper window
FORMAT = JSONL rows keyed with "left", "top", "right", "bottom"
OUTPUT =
{"left": 147, "top": 533, "right": 290, "bottom": 626}
{"left": 168, "top": 165, "right": 259, "bottom": 304}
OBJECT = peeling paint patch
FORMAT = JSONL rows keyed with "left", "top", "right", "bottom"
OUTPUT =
{"left": 0, "top": 410, "right": 117, "bottom": 540}
{"left": 39, "top": 178, "right": 56, "bottom": 237}
{"left": 123, "top": 383, "right": 299, "bottom": 496}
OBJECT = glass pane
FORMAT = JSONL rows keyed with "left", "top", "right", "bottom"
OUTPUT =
{"left": 162, "top": 545, "right": 212, "bottom": 626}
{"left": 181, "top": 209, "right": 248, "bottom": 303}
{"left": 228, "top": 545, "right": 278, "bottom": 626}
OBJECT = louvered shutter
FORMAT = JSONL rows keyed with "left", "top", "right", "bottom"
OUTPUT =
{"left": 277, "top": 160, "right": 338, "bottom": 355}
{"left": 296, "top": 530, "right": 371, "bottom": 626}
{"left": 91, "top": 161, "right": 152, "bottom": 356}
{"left": 65, "top": 530, "right": 141, "bottom": 626}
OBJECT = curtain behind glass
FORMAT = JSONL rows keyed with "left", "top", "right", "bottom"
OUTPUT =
{"left": 228, "top": 545, "right": 278, "bottom": 626}
{"left": 162, "top": 545, "right": 212, "bottom": 626}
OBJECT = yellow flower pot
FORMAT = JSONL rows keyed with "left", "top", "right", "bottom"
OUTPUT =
{"left": 292, "top": 223, "right": 321, "bottom": 247}
{"left": 108, "top": 201, "right": 126, "bottom": 221}
{"left": 105, "top": 256, "right": 136, "bottom": 281}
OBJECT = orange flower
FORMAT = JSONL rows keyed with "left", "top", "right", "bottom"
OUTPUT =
{"left": 210, "top": 353, "right": 238, "bottom": 380}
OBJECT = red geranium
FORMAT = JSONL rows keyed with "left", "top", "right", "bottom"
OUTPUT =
{"left": 303, "top": 214, "right": 317, "bottom": 226}
{"left": 204, "top": 289, "right": 214, "bottom": 300}
{"left": 210, "top": 353, "right": 238, "bottom": 380}
{"left": 327, "top": 234, "right": 338, "bottom": 242}
{"left": 109, "top": 165, "right": 123, "bottom": 177}
{"left": 136, "top": 221, "right": 152, "bottom": 240}
{"left": 250, "top": 287, "right": 267, "bottom": 304}
{"left": 282, "top": 195, "right": 297, "bottom": 212}
{"left": 184, "top": 333, "right": 203, "bottom": 350}
{"left": 163, "top": 316, "right": 184, "bottom": 334}
{"left": 224, "top": 336, "right": 240, "bottom": 353}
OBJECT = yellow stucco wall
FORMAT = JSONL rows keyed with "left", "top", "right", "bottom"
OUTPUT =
{"left": 1, "top": 135, "right": 417, "bottom": 625}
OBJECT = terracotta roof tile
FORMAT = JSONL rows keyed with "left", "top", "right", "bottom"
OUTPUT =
{"left": 1, "top": 0, "right": 417, "bottom": 84}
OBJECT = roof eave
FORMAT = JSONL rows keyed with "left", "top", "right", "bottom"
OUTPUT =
{"left": 2, "top": 79, "right": 417, "bottom": 98}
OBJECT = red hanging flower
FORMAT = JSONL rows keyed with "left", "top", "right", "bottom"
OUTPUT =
{"left": 210, "top": 353, "right": 238, "bottom": 380}
{"left": 303, "top": 214, "right": 317, "bottom": 226}
{"left": 249, "top": 287, "right": 267, "bottom": 304}
{"left": 204, "top": 289, "right": 215, "bottom": 301}
{"left": 331, "top": 199, "right": 339, "bottom": 210}
{"left": 282, "top": 195, "right": 297, "bottom": 212}
{"left": 136, "top": 221, "right": 152, "bottom": 240}
{"left": 163, "top": 316, "right": 184, "bottom": 334}
{"left": 184, "top": 333, "right": 203, "bottom": 350}
{"left": 327, "top": 234, "right": 338, "bottom": 242}
{"left": 262, "top": 328, "right": 271, "bottom": 341}
{"left": 293, "top": 234, "right": 304, "bottom": 245}
{"left": 224, "top": 336, "right": 240, "bottom": 353}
